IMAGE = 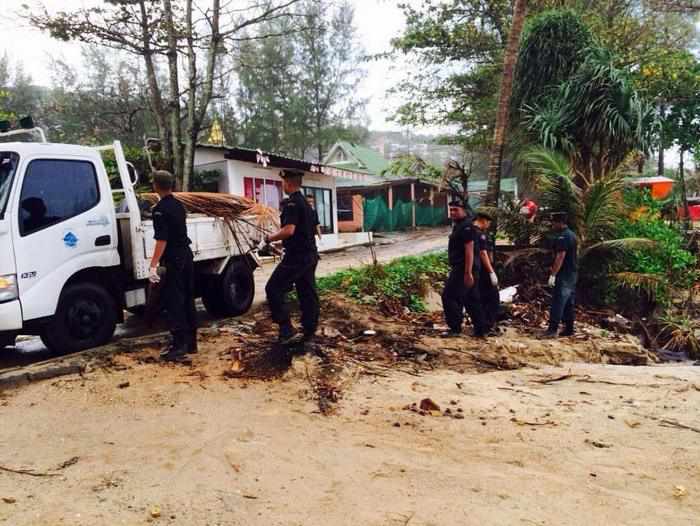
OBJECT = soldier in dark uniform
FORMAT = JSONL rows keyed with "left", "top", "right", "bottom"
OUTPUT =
{"left": 441, "top": 199, "right": 487, "bottom": 338}
{"left": 148, "top": 171, "right": 198, "bottom": 361}
{"left": 306, "top": 194, "right": 323, "bottom": 242}
{"left": 543, "top": 212, "right": 578, "bottom": 338}
{"left": 473, "top": 210, "right": 500, "bottom": 333}
{"left": 264, "top": 170, "right": 320, "bottom": 344}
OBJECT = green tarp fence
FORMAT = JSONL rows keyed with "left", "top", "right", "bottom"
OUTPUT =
{"left": 363, "top": 196, "right": 447, "bottom": 232}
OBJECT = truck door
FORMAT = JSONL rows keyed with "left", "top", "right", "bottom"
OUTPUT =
{"left": 12, "top": 157, "right": 118, "bottom": 321}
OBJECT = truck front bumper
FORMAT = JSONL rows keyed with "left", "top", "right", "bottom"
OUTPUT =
{"left": 0, "top": 300, "right": 22, "bottom": 332}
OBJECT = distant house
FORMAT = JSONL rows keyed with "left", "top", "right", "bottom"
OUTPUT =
{"left": 194, "top": 144, "right": 369, "bottom": 251}
{"left": 324, "top": 141, "right": 390, "bottom": 178}
{"left": 324, "top": 142, "right": 450, "bottom": 233}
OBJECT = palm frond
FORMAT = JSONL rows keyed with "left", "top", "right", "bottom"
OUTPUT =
{"left": 580, "top": 238, "right": 656, "bottom": 259}
{"left": 611, "top": 271, "right": 662, "bottom": 297}
{"left": 502, "top": 247, "right": 550, "bottom": 268}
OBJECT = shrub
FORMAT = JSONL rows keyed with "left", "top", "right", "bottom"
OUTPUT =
{"left": 613, "top": 190, "right": 697, "bottom": 303}
{"left": 317, "top": 252, "right": 449, "bottom": 313}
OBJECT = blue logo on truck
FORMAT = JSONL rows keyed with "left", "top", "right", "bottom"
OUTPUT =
{"left": 63, "top": 232, "right": 78, "bottom": 248}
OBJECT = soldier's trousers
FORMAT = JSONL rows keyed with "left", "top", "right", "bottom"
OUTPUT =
{"left": 162, "top": 249, "right": 197, "bottom": 348}
{"left": 478, "top": 270, "right": 500, "bottom": 329}
{"left": 265, "top": 253, "right": 320, "bottom": 335}
{"left": 442, "top": 267, "right": 486, "bottom": 335}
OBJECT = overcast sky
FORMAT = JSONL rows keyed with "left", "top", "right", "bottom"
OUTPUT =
{"left": 0, "top": 0, "right": 419, "bottom": 132}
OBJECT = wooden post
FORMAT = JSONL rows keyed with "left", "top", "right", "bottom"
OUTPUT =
{"left": 411, "top": 182, "right": 416, "bottom": 229}
{"left": 388, "top": 186, "right": 393, "bottom": 210}
{"left": 429, "top": 187, "right": 434, "bottom": 206}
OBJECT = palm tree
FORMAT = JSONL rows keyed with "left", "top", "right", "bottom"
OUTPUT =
{"left": 485, "top": 0, "right": 529, "bottom": 207}
{"left": 522, "top": 47, "right": 657, "bottom": 186}
{"left": 523, "top": 147, "right": 659, "bottom": 295}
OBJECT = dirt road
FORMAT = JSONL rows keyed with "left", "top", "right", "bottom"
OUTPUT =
{"left": 0, "top": 227, "right": 449, "bottom": 366}
{"left": 0, "top": 355, "right": 697, "bottom": 525}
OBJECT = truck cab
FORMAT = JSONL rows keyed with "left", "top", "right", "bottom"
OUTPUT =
{"left": 0, "top": 138, "right": 258, "bottom": 354}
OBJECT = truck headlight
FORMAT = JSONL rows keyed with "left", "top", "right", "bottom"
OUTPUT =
{"left": 0, "top": 274, "right": 18, "bottom": 303}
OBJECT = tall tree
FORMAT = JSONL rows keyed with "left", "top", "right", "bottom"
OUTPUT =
{"left": 236, "top": 0, "right": 366, "bottom": 160}
{"left": 297, "top": 0, "right": 365, "bottom": 161}
{"left": 28, "top": 0, "right": 303, "bottom": 189}
{"left": 484, "top": 0, "right": 528, "bottom": 207}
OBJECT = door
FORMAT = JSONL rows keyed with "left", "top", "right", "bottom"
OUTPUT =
{"left": 13, "top": 158, "right": 117, "bottom": 321}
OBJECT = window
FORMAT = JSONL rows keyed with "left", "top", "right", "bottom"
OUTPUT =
{"left": 19, "top": 159, "right": 100, "bottom": 236}
{"left": 0, "top": 153, "right": 19, "bottom": 220}
{"left": 338, "top": 193, "right": 354, "bottom": 222}
{"left": 303, "top": 186, "right": 333, "bottom": 234}
{"left": 243, "top": 177, "right": 283, "bottom": 209}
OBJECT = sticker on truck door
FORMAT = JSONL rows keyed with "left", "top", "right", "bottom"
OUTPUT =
{"left": 63, "top": 231, "right": 79, "bottom": 248}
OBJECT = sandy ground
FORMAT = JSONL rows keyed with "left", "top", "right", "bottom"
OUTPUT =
{"left": 0, "top": 345, "right": 698, "bottom": 525}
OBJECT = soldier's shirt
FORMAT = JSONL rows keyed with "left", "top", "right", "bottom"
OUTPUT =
{"left": 554, "top": 227, "right": 578, "bottom": 280}
{"left": 280, "top": 191, "right": 317, "bottom": 258}
{"left": 448, "top": 218, "right": 480, "bottom": 274}
{"left": 153, "top": 194, "right": 191, "bottom": 262}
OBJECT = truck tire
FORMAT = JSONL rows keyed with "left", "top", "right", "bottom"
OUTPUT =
{"left": 202, "top": 261, "right": 255, "bottom": 318}
{"left": 41, "top": 282, "right": 118, "bottom": 354}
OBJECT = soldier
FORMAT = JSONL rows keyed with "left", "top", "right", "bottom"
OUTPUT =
{"left": 306, "top": 194, "right": 323, "bottom": 242}
{"left": 543, "top": 212, "right": 578, "bottom": 338}
{"left": 148, "top": 171, "right": 198, "bottom": 362}
{"left": 473, "top": 210, "right": 500, "bottom": 333}
{"left": 264, "top": 170, "right": 320, "bottom": 344}
{"left": 441, "top": 198, "right": 487, "bottom": 338}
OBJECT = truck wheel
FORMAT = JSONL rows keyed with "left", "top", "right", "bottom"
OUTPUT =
{"left": 41, "top": 282, "right": 118, "bottom": 354}
{"left": 202, "top": 261, "right": 255, "bottom": 318}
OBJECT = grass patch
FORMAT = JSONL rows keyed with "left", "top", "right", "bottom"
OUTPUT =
{"left": 317, "top": 252, "right": 449, "bottom": 313}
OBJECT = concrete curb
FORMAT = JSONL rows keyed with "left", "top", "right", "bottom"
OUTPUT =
{"left": 0, "top": 363, "right": 85, "bottom": 392}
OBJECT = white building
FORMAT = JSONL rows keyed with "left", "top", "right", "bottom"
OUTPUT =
{"left": 194, "top": 144, "right": 367, "bottom": 251}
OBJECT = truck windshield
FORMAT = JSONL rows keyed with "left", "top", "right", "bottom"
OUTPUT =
{"left": 0, "top": 153, "right": 19, "bottom": 220}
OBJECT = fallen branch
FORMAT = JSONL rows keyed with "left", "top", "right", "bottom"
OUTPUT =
{"left": 497, "top": 387, "right": 541, "bottom": 397}
{"left": 530, "top": 373, "right": 575, "bottom": 385}
{"left": 659, "top": 419, "right": 700, "bottom": 434}
{"left": 0, "top": 465, "right": 62, "bottom": 478}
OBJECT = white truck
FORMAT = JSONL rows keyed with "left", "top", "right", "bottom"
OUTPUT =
{"left": 0, "top": 136, "right": 259, "bottom": 354}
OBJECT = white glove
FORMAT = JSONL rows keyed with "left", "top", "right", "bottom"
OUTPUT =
{"left": 548, "top": 275, "right": 556, "bottom": 288}
{"left": 148, "top": 266, "right": 161, "bottom": 284}
{"left": 489, "top": 272, "right": 499, "bottom": 287}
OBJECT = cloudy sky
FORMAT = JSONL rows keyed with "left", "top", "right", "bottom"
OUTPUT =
{"left": 0, "top": 0, "right": 419, "bottom": 132}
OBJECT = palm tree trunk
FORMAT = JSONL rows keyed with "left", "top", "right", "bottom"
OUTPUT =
{"left": 485, "top": 0, "right": 528, "bottom": 207}
{"left": 680, "top": 149, "right": 690, "bottom": 231}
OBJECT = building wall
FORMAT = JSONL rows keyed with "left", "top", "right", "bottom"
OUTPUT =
{"left": 338, "top": 194, "right": 364, "bottom": 233}
{"left": 194, "top": 148, "right": 340, "bottom": 246}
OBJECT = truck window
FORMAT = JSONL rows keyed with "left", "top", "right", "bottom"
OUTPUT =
{"left": 19, "top": 159, "right": 100, "bottom": 236}
{"left": 0, "top": 153, "right": 19, "bottom": 220}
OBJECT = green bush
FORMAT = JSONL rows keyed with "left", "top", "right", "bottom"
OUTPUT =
{"left": 614, "top": 190, "right": 697, "bottom": 301}
{"left": 317, "top": 252, "right": 449, "bottom": 312}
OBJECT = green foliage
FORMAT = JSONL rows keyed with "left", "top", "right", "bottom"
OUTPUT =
{"left": 523, "top": 46, "right": 657, "bottom": 181}
{"left": 316, "top": 253, "right": 449, "bottom": 312}
{"left": 237, "top": 0, "right": 366, "bottom": 161}
{"left": 381, "top": 155, "right": 442, "bottom": 181}
{"left": 615, "top": 190, "right": 697, "bottom": 296}
{"left": 512, "top": 9, "right": 593, "bottom": 114}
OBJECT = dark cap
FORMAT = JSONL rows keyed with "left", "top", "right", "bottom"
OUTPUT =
{"left": 550, "top": 211, "right": 568, "bottom": 223}
{"left": 475, "top": 209, "right": 494, "bottom": 221}
{"left": 280, "top": 169, "right": 304, "bottom": 180}
{"left": 448, "top": 198, "right": 466, "bottom": 209}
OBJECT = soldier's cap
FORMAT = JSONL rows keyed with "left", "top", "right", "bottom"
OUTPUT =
{"left": 475, "top": 209, "right": 494, "bottom": 221}
{"left": 550, "top": 211, "right": 568, "bottom": 222}
{"left": 280, "top": 169, "right": 304, "bottom": 180}
{"left": 448, "top": 198, "right": 466, "bottom": 209}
